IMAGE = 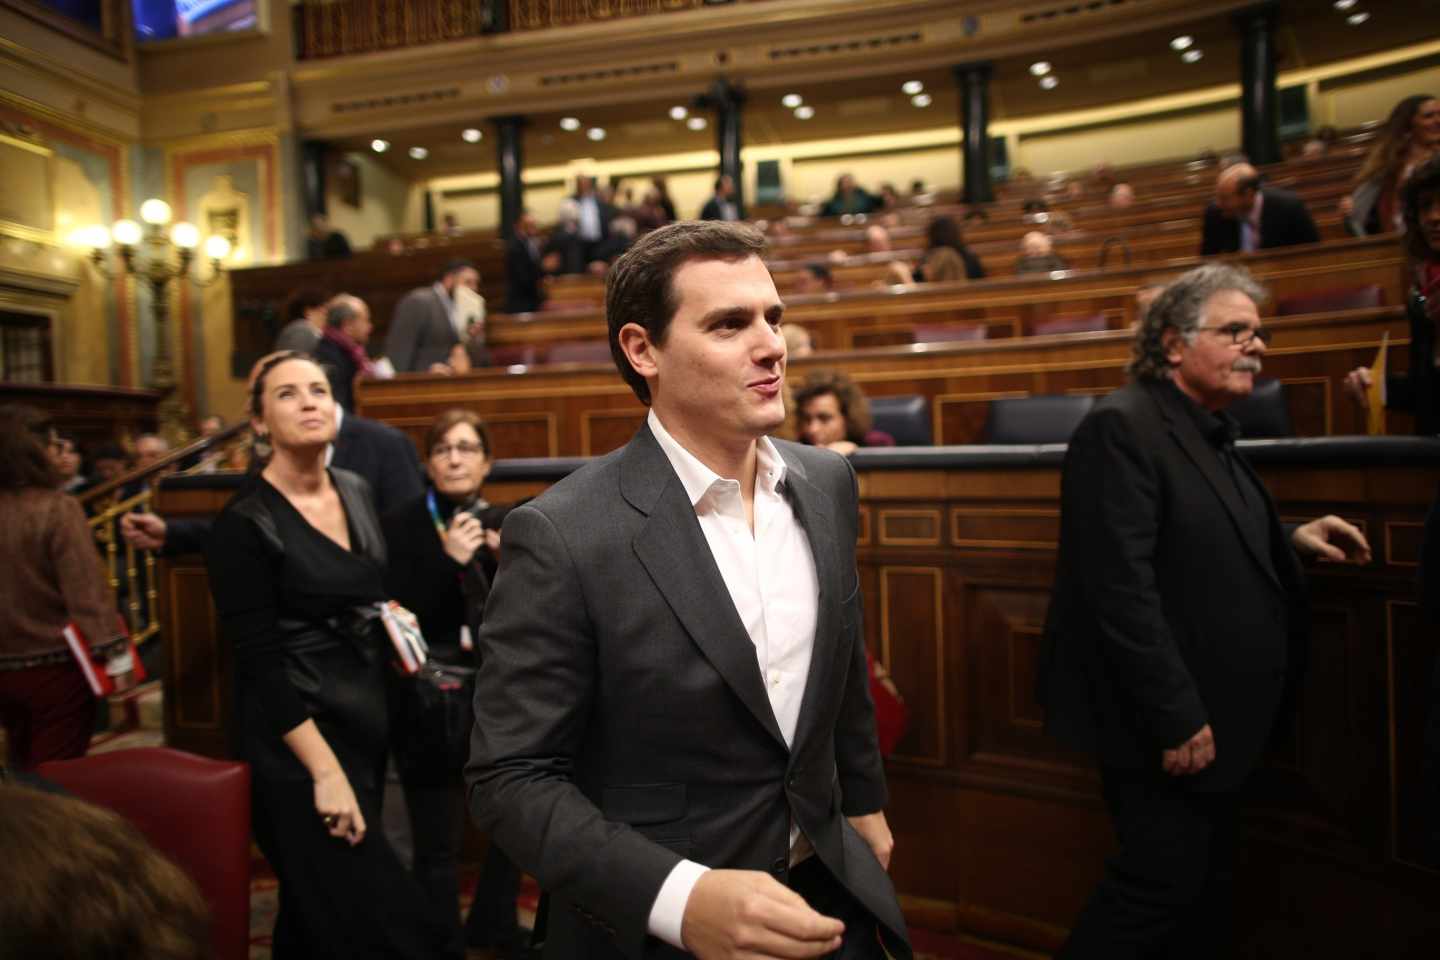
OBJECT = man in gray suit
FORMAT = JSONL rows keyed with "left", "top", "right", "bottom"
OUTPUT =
{"left": 384, "top": 258, "right": 480, "bottom": 373}
{"left": 466, "top": 221, "right": 910, "bottom": 959}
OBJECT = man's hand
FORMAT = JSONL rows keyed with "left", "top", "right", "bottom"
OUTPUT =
{"left": 1162, "top": 724, "right": 1215, "bottom": 776}
{"left": 680, "top": 869, "right": 843, "bottom": 960}
{"left": 120, "top": 512, "right": 167, "bottom": 552}
{"left": 1292, "top": 515, "right": 1372, "bottom": 564}
{"left": 1342, "top": 366, "right": 1372, "bottom": 410}
{"left": 846, "top": 811, "right": 893, "bottom": 870}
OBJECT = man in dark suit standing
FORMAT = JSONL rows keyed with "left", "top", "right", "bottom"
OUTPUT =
{"left": 466, "top": 221, "right": 910, "bottom": 960}
{"left": 385, "top": 259, "right": 481, "bottom": 373}
{"left": 700, "top": 175, "right": 741, "bottom": 222}
{"left": 503, "top": 210, "right": 548, "bottom": 314}
{"left": 1199, "top": 162, "right": 1321, "bottom": 255}
{"left": 1040, "top": 263, "right": 1370, "bottom": 959}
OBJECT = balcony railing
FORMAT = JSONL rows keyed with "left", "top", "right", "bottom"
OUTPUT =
{"left": 295, "top": 0, "right": 498, "bottom": 60}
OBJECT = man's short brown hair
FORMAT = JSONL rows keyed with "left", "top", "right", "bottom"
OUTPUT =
{"left": 605, "top": 220, "right": 768, "bottom": 404}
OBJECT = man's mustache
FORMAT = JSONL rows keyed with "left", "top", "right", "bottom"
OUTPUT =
{"left": 1232, "top": 357, "right": 1263, "bottom": 373}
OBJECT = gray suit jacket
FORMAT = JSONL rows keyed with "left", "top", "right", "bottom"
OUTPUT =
{"left": 385, "top": 285, "right": 457, "bottom": 372}
{"left": 466, "top": 425, "right": 909, "bottom": 959}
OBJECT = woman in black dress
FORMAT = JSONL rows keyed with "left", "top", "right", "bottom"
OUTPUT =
{"left": 205, "top": 352, "right": 452, "bottom": 959}
{"left": 381, "top": 409, "right": 523, "bottom": 957}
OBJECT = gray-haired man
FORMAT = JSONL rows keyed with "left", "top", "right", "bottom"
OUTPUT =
{"left": 1040, "top": 263, "right": 1370, "bottom": 958}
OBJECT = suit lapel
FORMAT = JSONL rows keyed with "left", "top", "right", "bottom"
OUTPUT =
{"left": 1150, "top": 383, "right": 1282, "bottom": 590}
{"left": 777, "top": 449, "right": 844, "bottom": 749}
{"left": 623, "top": 428, "right": 788, "bottom": 750}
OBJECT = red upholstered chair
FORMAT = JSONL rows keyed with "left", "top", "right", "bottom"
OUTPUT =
{"left": 1274, "top": 284, "right": 1383, "bottom": 316}
{"left": 38, "top": 747, "right": 252, "bottom": 960}
{"left": 913, "top": 324, "right": 985, "bottom": 343}
{"left": 1031, "top": 313, "right": 1108, "bottom": 336}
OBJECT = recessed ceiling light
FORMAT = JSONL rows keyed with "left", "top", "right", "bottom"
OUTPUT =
{"left": 587, "top": 127, "right": 606, "bottom": 141}
{"left": 669, "top": 105, "right": 688, "bottom": 120}
{"left": 901, "top": 80, "right": 924, "bottom": 95}
{"left": 1029, "top": 61, "right": 1052, "bottom": 77}
{"left": 1346, "top": 10, "right": 1369, "bottom": 24}
{"left": 686, "top": 116, "right": 707, "bottom": 131}
{"left": 1039, "top": 75, "right": 1059, "bottom": 90}
{"left": 1333, "top": 0, "right": 1357, "bottom": 9}
{"left": 1181, "top": 49, "right": 1204, "bottom": 63}
{"left": 559, "top": 117, "right": 581, "bottom": 131}
{"left": 461, "top": 128, "right": 482, "bottom": 143}
{"left": 1170, "top": 35, "right": 1194, "bottom": 51}
{"left": 370, "top": 139, "right": 389, "bottom": 153}
{"left": 408, "top": 146, "right": 428, "bottom": 159}
{"left": 911, "top": 93, "right": 932, "bottom": 108}
{"left": 794, "top": 105, "right": 815, "bottom": 120}
{"left": 781, "top": 93, "right": 803, "bottom": 108}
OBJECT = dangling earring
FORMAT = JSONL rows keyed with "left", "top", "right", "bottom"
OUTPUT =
{"left": 252, "top": 428, "right": 271, "bottom": 462}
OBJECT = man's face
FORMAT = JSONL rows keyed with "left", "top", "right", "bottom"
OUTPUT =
{"left": 134, "top": 437, "right": 169, "bottom": 470}
{"left": 1215, "top": 179, "right": 1255, "bottom": 220}
{"left": 1414, "top": 98, "right": 1440, "bottom": 146}
{"left": 717, "top": 177, "right": 733, "bottom": 198}
{"left": 577, "top": 177, "right": 594, "bottom": 196}
{"left": 94, "top": 457, "right": 125, "bottom": 482}
{"left": 1417, "top": 188, "right": 1440, "bottom": 256}
{"left": 643, "top": 256, "right": 787, "bottom": 447}
{"left": 344, "top": 302, "right": 374, "bottom": 345}
{"left": 517, "top": 213, "right": 536, "bottom": 236}
{"left": 798, "top": 392, "right": 847, "bottom": 446}
{"left": 446, "top": 268, "right": 480, "bottom": 294}
{"left": 199, "top": 417, "right": 223, "bottom": 437}
{"left": 1166, "top": 289, "right": 1267, "bottom": 411}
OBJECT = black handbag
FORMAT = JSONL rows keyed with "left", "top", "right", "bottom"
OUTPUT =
{"left": 392, "top": 658, "right": 475, "bottom": 780}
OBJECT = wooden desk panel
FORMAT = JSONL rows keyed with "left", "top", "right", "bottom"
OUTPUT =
{"left": 360, "top": 306, "right": 1412, "bottom": 458}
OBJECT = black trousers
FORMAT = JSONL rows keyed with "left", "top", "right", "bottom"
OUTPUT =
{"left": 251, "top": 778, "right": 456, "bottom": 960}
{"left": 1056, "top": 768, "right": 1240, "bottom": 960}
{"left": 788, "top": 856, "right": 887, "bottom": 960}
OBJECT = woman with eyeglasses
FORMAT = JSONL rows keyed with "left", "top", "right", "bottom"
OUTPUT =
{"left": 380, "top": 409, "right": 523, "bottom": 958}
{"left": 204, "top": 352, "right": 452, "bottom": 959}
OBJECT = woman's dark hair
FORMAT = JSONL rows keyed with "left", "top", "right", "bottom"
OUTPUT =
{"left": 424, "top": 408, "right": 493, "bottom": 460}
{"left": 1402, "top": 152, "right": 1440, "bottom": 262}
{"left": 0, "top": 404, "right": 59, "bottom": 490}
{"left": 793, "top": 370, "right": 873, "bottom": 444}
{"left": 1357, "top": 94, "right": 1437, "bottom": 184}
{"left": 249, "top": 350, "right": 321, "bottom": 419}
{"left": 283, "top": 288, "right": 329, "bottom": 322}
{"left": 926, "top": 215, "right": 964, "bottom": 253}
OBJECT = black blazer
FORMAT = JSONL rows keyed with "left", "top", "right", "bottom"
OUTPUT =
{"left": 313, "top": 337, "right": 360, "bottom": 412}
{"left": 1199, "top": 187, "right": 1321, "bottom": 255}
{"left": 504, "top": 236, "right": 547, "bottom": 314}
{"left": 1039, "top": 380, "right": 1308, "bottom": 792}
{"left": 336, "top": 412, "right": 425, "bottom": 517}
{"left": 1383, "top": 289, "right": 1439, "bottom": 434}
{"left": 466, "top": 427, "right": 910, "bottom": 959}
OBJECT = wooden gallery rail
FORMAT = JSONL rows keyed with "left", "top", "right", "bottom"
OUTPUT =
{"left": 155, "top": 439, "right": 1440, "bottom": 956}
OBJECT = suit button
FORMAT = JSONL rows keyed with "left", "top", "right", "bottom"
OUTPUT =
{"left": 770, "top": 857, "right": 787, "bottom": 876}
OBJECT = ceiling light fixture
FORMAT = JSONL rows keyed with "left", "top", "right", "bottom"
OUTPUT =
{"left": 1181, "top": 49, "right": 1204, "bottom": 63}
{"left": 408, "top": 146, "right": 428, "bottom": 159}
{"left": 686, "top": 116, "right": 707, "bottom": 131}
{"left": 1039, "top": 75, "right": 1059, "bottom": 90}
{"left": 1029, "top": 61, "right": 1052, "bottom": 76}
{"left": 1346, "top": 10, "right": 1369, "bottom": 24}
{"left": 371, "top": 139, "right": 390, "bottom": 153}
{"left": 1170, "top": 35, "right": 1194, "bottom": 51}
{"left": 901, "top": 80, "right": 924, "bottom": 95}
{"left": 1333, "top": 0, "right": 1357, "bottom": 9}
{"left": 781, "top": 93, "right": 803, "bottom": 108}
{"left": 587, "top": 127, "right": 606, "bottom": 141}
{"left": 669, "top": 105, "right": 688, "bottom": 120}
{"left": 794, "top": 105, "right": 815, "bottom": 120}
{"left": 911, "top": 93, "right": 932, "bottom": 107}
{"left": 559, "top": 117, "right": 581, "bottom": 131}
{"left": 461, "top": 128, "right": 482, "bottom": 143}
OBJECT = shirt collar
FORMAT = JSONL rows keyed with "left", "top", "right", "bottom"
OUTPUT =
{"left": 1166, "top": 380, "right": 1240, "bottom": 449}
{"left": 647, "top": 409, "right": 787, "bottom": 508}
{"left": 432, "top": 282, "right": 453, "bottom": 311}
{"left": 1248, "top": 189, "right": 1264, "bottom": 227}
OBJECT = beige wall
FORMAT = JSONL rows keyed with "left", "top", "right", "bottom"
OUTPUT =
{"left": 326, "top": 152, "right": 420, "bottom": 248}
{"left": 1013, "top": 106, "right": 1238, "bottom": 178}
{"left": 1317, "top": 64, "right": 1440, "bottom": 129}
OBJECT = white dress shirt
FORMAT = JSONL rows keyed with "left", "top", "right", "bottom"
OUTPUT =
{"left": 643, "top": 410, "right": 820, "bottom": 949}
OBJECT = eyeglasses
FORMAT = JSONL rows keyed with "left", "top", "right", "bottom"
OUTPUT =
{"left": 1209, "top": 322, "right": 1272, "bottom": 347}
{"left": 430, "top": 442, "right": 486, "bottom": 459}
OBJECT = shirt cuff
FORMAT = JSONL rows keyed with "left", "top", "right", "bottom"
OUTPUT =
{"left": 646, "top": 858, "right": 710, "bottom": 950}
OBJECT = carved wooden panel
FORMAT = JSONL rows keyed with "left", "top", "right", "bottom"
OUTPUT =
{"left": 162, "top": 562, "right": 228, "bottom": 758}
{"left": 951, "top": 508, "right": 1059, "bottom": 550}
{"left": 581, "top": 409, "right": 646, "bottom": 456}
{"left": 1386, "top": 521, "right": 1425, "bottom": 567}
{"left": 935, "top": 390, "right": 1029, "bottom": 445}
{"left": 877, "top": 508, "right": 941, "bottom": 546}
{"left": 1387, "top": 600, "right": 1440, "bottom": 873}
{"left": 880, "top": 566, "right": 945, "bottom": 766}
